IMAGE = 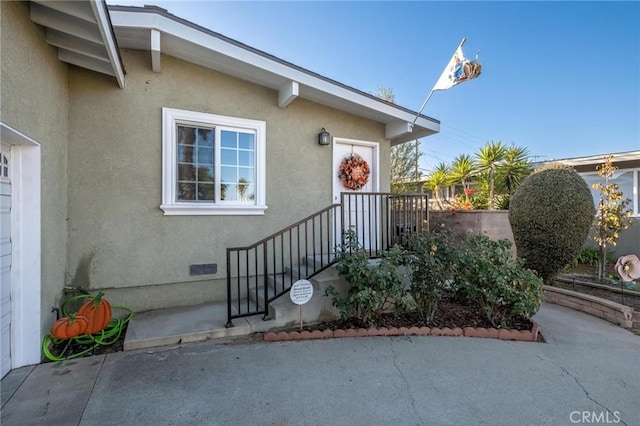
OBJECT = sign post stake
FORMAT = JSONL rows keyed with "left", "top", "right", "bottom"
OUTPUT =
{"left": 299, "top": 306, "right": 303, "bottom": 332}
{"left": 290, "top": 279, "right": 314, "bottom": 333}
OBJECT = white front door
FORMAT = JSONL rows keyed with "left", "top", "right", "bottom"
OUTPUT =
{"left": 1, "top": 143, "right": 11, "bottom": 378}
{"left": 332, "top": 138, "right": 379, "bottom": 251}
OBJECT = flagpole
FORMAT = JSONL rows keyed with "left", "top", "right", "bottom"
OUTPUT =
{"left": 412, "top": 37, "right": 467, "bottom": 125}
{"left": 412, "top": 90, "right": 435, "bottom": 125}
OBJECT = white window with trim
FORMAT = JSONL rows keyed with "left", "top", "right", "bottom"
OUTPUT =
{"left": 161, "top": 108, "right": 267, "bottom": 215}
{"left": 581, "top": 168, "right": 639, "bottom": 217}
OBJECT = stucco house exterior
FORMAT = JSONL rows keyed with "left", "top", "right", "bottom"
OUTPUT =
{"left": 0, "top": 1, "right": 439, "bottom": 375}
{"left": 547, "top": 151, "right": 640, "bottom": 257}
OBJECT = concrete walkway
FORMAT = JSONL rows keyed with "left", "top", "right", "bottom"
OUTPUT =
{"left": 2, "top": 303, "right": 639, "bottom": 426}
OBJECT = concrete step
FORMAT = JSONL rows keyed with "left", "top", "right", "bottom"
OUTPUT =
{"left": 123, "top": 266, "right": 350, "bottom": 352}
{"left": 248, "top": 266, "right": 348, "bottom": 329}
{"left": 301, "top": 253, "right": 335, "bottom": 269}
{"left": 123, "top": 301, "right": 253, "bottom": 351}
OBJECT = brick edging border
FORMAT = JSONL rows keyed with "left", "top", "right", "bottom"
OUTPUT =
{"left": 262, "top": 321, "right": 539, "bottom": 343}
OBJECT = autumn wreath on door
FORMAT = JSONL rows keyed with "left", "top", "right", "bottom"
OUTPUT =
{"left": 338, "top": 153, "right": 370, "bottom": 190}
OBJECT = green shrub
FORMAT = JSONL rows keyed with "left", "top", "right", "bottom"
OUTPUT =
{"left": 576, "top": 246, "right": 600, "bottom": 266}
{"left": 471, "top": 192, "right": 489, "bottom": 210}
{"left": 325, "top": 229, "right": 411, "bottom": 324}
{"left": 406, "top": 228, "right": 461, "bottom": 322}
{"left": 454, "top": 234, "right": 544, "bottom": 327}
{"left": 509, "top": 166, "right": 595, "bottom": 284}
{"left": 569, "top": 246, "right": 617, "bottom": 269}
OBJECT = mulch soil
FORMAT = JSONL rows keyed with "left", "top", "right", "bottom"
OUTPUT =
{"left": 301, "top": 293, "right": 534, "bottom": 332}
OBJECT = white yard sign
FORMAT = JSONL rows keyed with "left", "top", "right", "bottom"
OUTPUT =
{"left": 290, "top": 280, "right": 313, "bottom": 305}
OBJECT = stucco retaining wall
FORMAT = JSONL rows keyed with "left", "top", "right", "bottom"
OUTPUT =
{"left": 430, "top": 210, "right": 516, "bottom": 257}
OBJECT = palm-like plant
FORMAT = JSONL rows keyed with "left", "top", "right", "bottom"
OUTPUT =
{"left": 423, "top": 162, "right": 452, "bottom": 210}
{"left": 476, "top": 141, "right": 507, "bottom": 209}
{"left": 450, "top": 154, "right": 477, "bottom": 192}
{"left": 497, "top": 145, "right": 532, "bottom": 195}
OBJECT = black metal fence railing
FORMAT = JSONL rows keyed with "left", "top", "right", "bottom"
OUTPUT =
{"left": 226, "top": 192, "right": 428, "bottom": 327}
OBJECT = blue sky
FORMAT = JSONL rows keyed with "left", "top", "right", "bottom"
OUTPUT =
{"left": 109, "top": 0, "right": 640, "bottom": 173}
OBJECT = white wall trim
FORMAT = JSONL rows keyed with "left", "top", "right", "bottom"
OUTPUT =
{"left": 0, "top": 123, "right": 42, "bottom": 368}
{"left": 161, "top": 108, "right": 267, "bottom": 215}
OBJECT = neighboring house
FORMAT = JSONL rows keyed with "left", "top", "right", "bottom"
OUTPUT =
{"left": 0, "top": 1, "right": 439, "bottom": 374}
{"left": 545, "top": 151, "right": 640, "bottom": 256}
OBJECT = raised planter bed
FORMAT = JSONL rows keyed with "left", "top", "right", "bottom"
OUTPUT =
{"left": 544, "top": 285, "right": 635, "bottom": 329}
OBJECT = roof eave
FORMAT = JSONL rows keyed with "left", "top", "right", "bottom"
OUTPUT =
{"left": 30, "top": 0, "right": 126, "bottom": 88}
{"left": 107, "top": 5, "right": 439, "bottom": 140}
{"left": 90, "top": 0, "right": 126, "bottom": 88}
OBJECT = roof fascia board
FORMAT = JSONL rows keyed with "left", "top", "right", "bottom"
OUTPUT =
{"left": 109, "top": 7, "right": 438, "bottom": 130}
{"left": 548, "top": 151, "right": 640, "bottom": 166}
{"left": 90, "top": 0, "right": 125, "bottom": 88}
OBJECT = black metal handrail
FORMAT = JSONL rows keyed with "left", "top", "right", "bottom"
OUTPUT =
{"left": 225, "top": 192, "right": 428, "bottom": 327}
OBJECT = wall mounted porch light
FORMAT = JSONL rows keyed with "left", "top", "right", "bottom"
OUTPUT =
{"left": 318, "top": 128, "right": 331, "bottom": 145}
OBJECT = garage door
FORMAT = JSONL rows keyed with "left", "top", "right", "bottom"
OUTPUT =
{"left": 1, "top": 143, "right": 11, "bottom": 378}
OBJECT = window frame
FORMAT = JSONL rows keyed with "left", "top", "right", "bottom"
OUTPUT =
{"left": 161, "top": 107, "right": 267, "bottom": 215}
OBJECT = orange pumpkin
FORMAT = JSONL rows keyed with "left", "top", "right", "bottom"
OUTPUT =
{"left": 51, "top": 314, "right": 89, "bottom": 339}
{"left": 78, "top": 292, "right": 112, "bottom": 334}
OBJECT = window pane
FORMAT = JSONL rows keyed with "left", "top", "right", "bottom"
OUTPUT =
{"left": 198, "top": 166, "right": 214, "bottom": 182}
{"left": 581, "top": 175, "right": 600, "bottom": 207}
{"left": 221, "top": 149, "right": 236, "bottom": 165}
{"left": 177, "top": 126, "right": 196, "bottom": 146}
{"left": 176, "top": 124, "right": 216, "bottom": 203}
{"left": 178, "top": 164, "right": 195, "bottom": 181}
{"left": 239, "top": 133, "right": 254, "bottom": 150}
{"left": 178, "top": 182, "right": 196, "bottom": 200}
{"left": 221, "top": 166, "right": 237, "bottom": 183}
{"left": 637, "top": 171, "right": 640, "bottom": 210}
{"left": 198, "top": 147, "right": 214, "bottom": 165}
{"left": 178, "top": 146, "right": 195, "bottom": 163}
{"left": 220, "top": 183, "right": 228, "bottom": 201}
{"left": 223, "top": 184, "right": 237, "bottom": 201}
{"left": 197, "top": 128, "right": 214, "bottom": 147}
{"left": 238, "top": 183, "right": 254, "bottom": 201}
{"left": 238, "top": 150, "right": 254, "bottom": 167}
{"left": 197, "top": 183, "right": 214, "bottom": 201}
{"left": 221, "top": 130, "right": 237, "bottom": 148}
{"left": 615, "top": 171, "right": 633, "bottom": 205}
{"left": 238, "top": 168, "right": 254, "bottom": 183}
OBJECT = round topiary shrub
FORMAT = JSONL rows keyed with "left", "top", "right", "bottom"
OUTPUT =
{"left": 509, "top": 165, "right": 595, "bottom": 284}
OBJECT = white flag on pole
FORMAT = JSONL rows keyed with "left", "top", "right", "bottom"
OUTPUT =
{"left": 432, "top": 41, "right": 482, "bottom": 91}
